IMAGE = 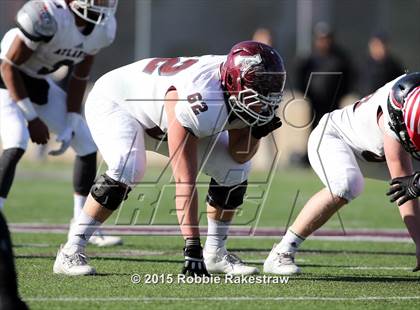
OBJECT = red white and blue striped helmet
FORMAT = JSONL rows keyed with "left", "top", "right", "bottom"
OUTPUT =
{"left": 388, "top": 72, "right": 420, "bottom": 159}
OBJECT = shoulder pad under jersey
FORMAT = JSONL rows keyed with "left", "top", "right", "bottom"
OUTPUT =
{"left": 16, "top": 0, "right": 57, "bottom": 42}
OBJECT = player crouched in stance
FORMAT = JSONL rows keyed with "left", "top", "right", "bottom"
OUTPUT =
{"left": 54, "top": 41, "right": 286, "bottom": 276}
{"left": 0, "top": 0, "right": 121, "bottom": 246}
{"left": 264, "top": 72, "right": 420, "bottom": 275}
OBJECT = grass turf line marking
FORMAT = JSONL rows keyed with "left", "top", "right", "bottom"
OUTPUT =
{"left": 346, "top": 266, "right": 412, "bottom": 270}
{"left": 244, "top": 260, "right": 411, "bottom": 270}
{"left": 25, "top": 296, "right": 420, "bottom": 302}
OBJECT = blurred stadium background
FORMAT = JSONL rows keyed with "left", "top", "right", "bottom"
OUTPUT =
{"left": 1, "top": 0, "right": 419, "bottom": 168}
{"left": 2, "top": 1, "right": 420, "bottom": 308}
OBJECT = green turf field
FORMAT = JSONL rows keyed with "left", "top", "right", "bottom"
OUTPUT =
{"left": 4, "top": 161, "right": 420, "bottom": 309}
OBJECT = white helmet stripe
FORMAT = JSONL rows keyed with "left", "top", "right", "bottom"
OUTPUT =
{"left": 404, "top": 96, "right": 414, "bottom": 127}
{"left": 404, "top": 87, "right": 419, "bottom": 126}
{"left": 406, "top": 87, "right": 420, "bottom": 133}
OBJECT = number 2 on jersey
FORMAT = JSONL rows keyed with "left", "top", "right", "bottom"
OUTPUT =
{"left": 187, "top": 93, "right": 208, "bottom": 115}
{"left": 143, "top": 57, "right": 198, "bottom": 76}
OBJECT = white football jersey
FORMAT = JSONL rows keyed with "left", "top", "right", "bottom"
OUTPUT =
{"left": 0, "top": 0, "right": 116, "bottom": 78}
{"left": 90, "top": 55, "right": 246, "bottom": 138}
{"left": 328, "top": 75, "right": 403, "bottom": 160}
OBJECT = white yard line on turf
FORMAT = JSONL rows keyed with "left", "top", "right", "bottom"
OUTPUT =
{"left": 25, "top": 296, "right": 420, "bottom": 302}
{"left": 346, "top": 266, "right": 412, "bottom": 270}
{"left": 9, "top": 223, "right": 412, "bottom": 243}
{"left": 307, "top": 236, "right": 412, "bottom": 243}
{"left": 245, "top": 260, "right": 412, "bottom": 270}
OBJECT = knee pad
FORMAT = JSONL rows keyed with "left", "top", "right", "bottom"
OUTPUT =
{"left": 206, "top": 178, "right": 247, "bottom": 210}
{"left": 90, "top": 174, "right": 131, "bottom": 211}
{"left": 73, "top": 152, "right": 97, "bottom": 196}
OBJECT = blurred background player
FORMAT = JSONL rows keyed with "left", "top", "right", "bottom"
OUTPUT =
{"left": 297, "top": 22, "right": 353, "bottom": 129}
{"left": 358, "top": 32, "right": 404, "bottom": 96}
{"left": 0, "top": 0, "right": 121, "bottom": 246}
{"left": 291, "top": 22, "right": 354, "bottom": 166}
{"left": 53, "top": 41, "right": 285, "bottom": 276}
{"left": 264, "top": 73, "right": 420, "bottom": 275}
{"left": 252, "top": 27, "right": 273, "bottom": 47}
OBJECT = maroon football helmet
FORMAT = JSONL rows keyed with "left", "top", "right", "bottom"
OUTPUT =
{"left": 220, "top": 41, "right": 286, "bottom": 126}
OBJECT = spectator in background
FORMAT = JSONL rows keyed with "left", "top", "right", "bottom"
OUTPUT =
{"left": 297, "top": 22, "right": 353, "bottom": 129}
{"left": 252, "top": 27, "right": 273, "bottom": 46}
{"left": 358, "top": 33, "right": 404, "bottom": 96}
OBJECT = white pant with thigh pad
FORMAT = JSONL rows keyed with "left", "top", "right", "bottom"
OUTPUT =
{"left": 0, "top": 79, "right": 96, "bottom": 156}
{"left": 86, "top": 95, "right": 250, "bottom": 187}
{"left": 308, "top": 114, "right": 420, "bottom": 201}
{"left": 308, "top": 115, "right": 365, "bottom": 202}
{"left": 145, "top": 130, "right": 250, "bottom": 187}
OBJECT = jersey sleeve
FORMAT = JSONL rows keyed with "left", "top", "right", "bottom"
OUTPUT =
{"left": 89, "top": 16, "right": 117, "bottom": 55}
{"left": 380, "top": 83, "right": 400, "bottom": 142}
{"left": 15, "top": 0, "right": 57, "bottom": 50}
{"left": 383, "top": 109, "right": 400, "bottom": 141}
{"left": 175, "top": 89, "right": 227, "bottom": 138}
{"left": 175, "top": 100, "right": 201, "bottom": 137}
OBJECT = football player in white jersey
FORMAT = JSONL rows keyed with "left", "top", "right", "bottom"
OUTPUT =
{"left": 264, "top": 73, "right": 420, "bottom": 275}
{"left": 53, "top": 41, "right": 286, "bottom": 276}
{"left": 0, "top": 0, "right": 121, "bottom": 246}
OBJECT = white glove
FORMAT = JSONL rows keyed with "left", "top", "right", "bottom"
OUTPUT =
{"left": 49, "top": 112, "right": 82, "bottom": 156}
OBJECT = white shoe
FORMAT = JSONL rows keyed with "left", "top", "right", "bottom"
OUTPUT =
{"left": 88, "top": 230, "right": 123, "bottom": 247}
{"left": 263, "top": 243, "right": 301, "bottom": 275}
{"left": 53, "top": 245, "right": 96, "bottom": 276}
{"left": 204, "top": 247, "right": 259, "bottom": 276}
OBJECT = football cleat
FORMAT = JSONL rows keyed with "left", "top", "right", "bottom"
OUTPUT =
{"left": 53, "top": 245, "right": 96, "bottom": 276}
{"left": 88, "top": 230, "right": 123, "bottom": 247}
{"left": 204, "top": 247, "right": 259, "bottom": 276}
{"left": 263, "top": 244, "right": 301, "bottom": 275}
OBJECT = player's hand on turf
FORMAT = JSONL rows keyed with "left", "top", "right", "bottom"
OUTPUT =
{"left": 49, "top": 112, "right": 82, "bottom": 156}
{"left": 28, "top": 118, "right": 50, "bottom": 144}
{"left": 250, "top": 116, "right": 282, "bottom": 139}
{"left": 182, "top": 256, "right": 209, "bottom": 277}
{"left": 386, "top": 172, "right": 420, "bottom": 206}
{"left": 181, "top": 239, "right": 210, "bottom": 277}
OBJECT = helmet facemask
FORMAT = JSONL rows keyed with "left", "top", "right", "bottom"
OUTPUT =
{"left": 228, "top": 71, "right": 285, "bottom": 127}
{"left": 228, "top": 87, "right": 283, "bottom": 127}
{"left": 69, "top": 0, "right": 118, "bottom": 25}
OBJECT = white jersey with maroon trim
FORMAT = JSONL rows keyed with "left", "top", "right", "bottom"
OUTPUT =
{"left": 90, "top": 55, "right": 246, "bottom": 138}
{"left": 328, "top": 75, "right": 403, "bottom": 161}
{"left": 0, "top": 0, "right": 116, "bottom": 78}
